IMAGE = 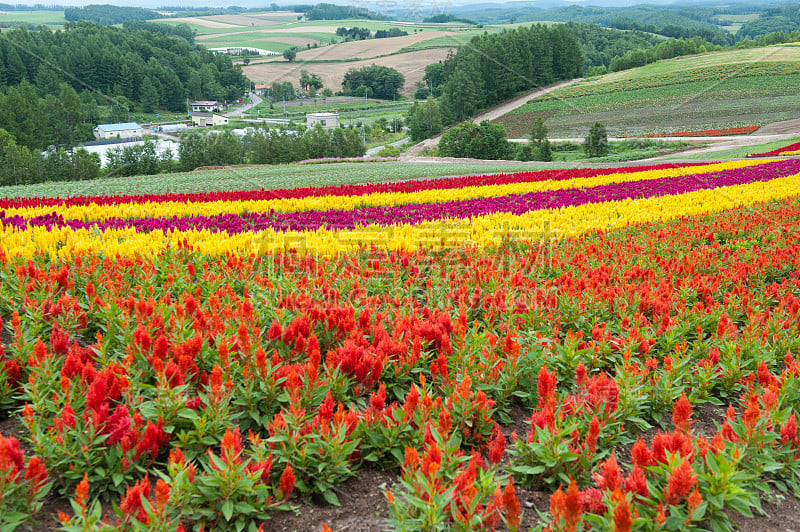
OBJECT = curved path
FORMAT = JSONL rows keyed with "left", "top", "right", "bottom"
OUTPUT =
{"left": 403, "top": 78, "right": 583, "bottom": 157}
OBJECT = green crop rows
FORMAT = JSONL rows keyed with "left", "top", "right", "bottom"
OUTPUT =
{"left": 499, "top": 62, "right": 800, "bottom": 137}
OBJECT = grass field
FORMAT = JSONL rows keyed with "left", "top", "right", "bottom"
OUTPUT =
{"left": 0, "top": 162, "right": 551, "bottom": 198}
{"left": 667, "top": 135, "right": 800, "bottom": 160}
{"left": 496, "top": 50, "right": 800, "bottom": 138}
{"left": 0, "top": 9, "right": 65, "bottom": 28}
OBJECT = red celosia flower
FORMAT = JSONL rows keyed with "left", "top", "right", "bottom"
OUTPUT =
{"left": 664, "top": 459, "right": 697, "bottom": 505}
{"left": 584, "top": 416, "right": 600, "bottom": 457}
{"left": 687, "top": 485, "right": 703, "bottom": 514}
{"left": 370, "top": 383, "right": 386, "bottom": 412}
{"left": 625, "top": 466, "right": 649, "bottom": 499}
{"left": 537, "top": 365, "right": 557, "bottom": 408}
{"left": 75, "top": 473, "right": 90, "bottom": 509}
{"left": 672, "top": 392, "right": 692, "bottom": 433}
{"left": 278, "top": 465, "right": 295, "bottom": 499}
{"left": 488, "top": 428, "right": 506, "bottom": 464}
{"left": 552, "top": 478, "right": 583, "bottom": 530}
{"left": 403, "top": 446, "right": 420, "bottom": 473}
{"left": 0, "top": 434, "right": 25, "bottom": 475}
{"left": 593, "top": 453, "right": 621, "bottom": 492}
{"left": 24, "top": 456, "right": 48, "bottom": 492}
{"left": 220, "top": 426, "right": 243, "bottom": 465}
{"left": 503, "top": 477, "right": 521, "bottom": 530}
{"left": 154, "top": 478, "right": 170, "bottom": 509}
{"left": 781, "top": 413, "right": 798, "bottom": 446}
{"left": 120, "top": 476, "right": 151, "bottom": 524}
{"left": 611, "top": 488, "right": 632, "bottom": 532}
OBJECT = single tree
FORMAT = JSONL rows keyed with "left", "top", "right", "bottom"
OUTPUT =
{"left": 584, "top": 122, "right": 608, "bottom": 158}
{"left": 283, "top": 49, "right": 296, "bottom": 62}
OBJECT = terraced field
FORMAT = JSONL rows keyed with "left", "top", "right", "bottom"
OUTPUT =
{"left": 496, "top": 49, "right": 800, "bottom": 138}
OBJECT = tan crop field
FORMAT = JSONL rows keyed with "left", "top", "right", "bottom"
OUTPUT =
{"left": 164, "top": 17, "right": 240, "bottom": 28}
{"left": 280, "top": 30, "right": 460, "bottom": 60}
{"left": 243, "top": 48, "right": 453, "bottom": 94}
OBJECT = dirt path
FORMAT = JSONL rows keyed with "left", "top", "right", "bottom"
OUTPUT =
{"left": 403, "top": 78, "right": 583, "bottom": 157}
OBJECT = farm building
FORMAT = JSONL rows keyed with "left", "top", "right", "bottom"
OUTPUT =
{"left": 93, "top": 122, "right": 143, "bottom": 140}
{"left": 306, "top": 112, "right": 340, "bottom": 130}
{"left": 191, "top": 101, "right": 223, "bottom": 113}
{"left": 254, "top": 84, "right": 271, "bottom": 95}
{"left": 156, "top": 124, "right": 189, "bottom": 134}
{"left": 192, "top": 112, "right": 229, "bottom": 127}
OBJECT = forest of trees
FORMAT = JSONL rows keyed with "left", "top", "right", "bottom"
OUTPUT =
{"left": 64, "top": 5, "right": 160, "bottom": 25}
{"left": 0, "top": 22, "right": 246, "bottom": 129}
{"left": 737, "top": 5, "right": 800, "bottom": 39}
{"left": 436, "top": 23, "right": 583, "bottom": 123}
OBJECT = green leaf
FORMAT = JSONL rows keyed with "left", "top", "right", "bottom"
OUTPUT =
{"left": 222, "top": 499, "right": 234, "bottom": 522}
{"left": 322, "top": 489, "right": 341, "bottom": 506}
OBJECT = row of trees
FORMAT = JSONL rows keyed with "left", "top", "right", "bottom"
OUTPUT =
{"left": 0, "top": 128, "right": 100, "bottom": 187}
{"left": 106, "top": 125, "right": 366, "bottom": 177}
{"left": 64, "top": 5, "right": 160, "bottom": 25}
{"left": 0, "top": 123, "right": 368, "bottom": 186}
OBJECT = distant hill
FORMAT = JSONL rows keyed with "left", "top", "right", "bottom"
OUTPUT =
{"left": 493, "top": 45, "right": 800, "bottom": 138}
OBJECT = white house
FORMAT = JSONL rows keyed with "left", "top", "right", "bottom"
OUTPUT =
{"left": 191, "top": 100, "right": 223, "bottom": 113}
{"left": 306, "top": 112, "right": 340, "bottom": 130}
{"left": 192, "top": 112, "right": 229, "bottom": 127}
{"left": 254, "top": 84, "right": 271, "bottom": 95}
{"left": 93, "top": 122, "right": 142, "bottom": 140}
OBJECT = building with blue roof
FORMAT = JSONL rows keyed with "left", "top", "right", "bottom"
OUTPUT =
{"left": 93, "top": 122, "right": 142, "bottom": 140}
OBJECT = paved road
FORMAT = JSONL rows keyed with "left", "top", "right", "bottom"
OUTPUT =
{"left": 365, "top": 136, "right": 412, "bottom": 156}
{"left": 225, "top": 93, "right": 263, "bottom": 118}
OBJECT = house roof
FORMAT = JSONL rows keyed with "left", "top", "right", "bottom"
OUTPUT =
{"left": 192, "top": 101, "right": 221, "bottom": 106}
{"left": 95, "top": 122, "right": 141, "bottom": 132}
{"left": 192, "top": 112, "right": 213, "bottom": 117}
{"left": 307, "top": 113, "right": 339, "bottom": 118}
{"left": 254, "top": 84, "right": 271, "bottom": 90}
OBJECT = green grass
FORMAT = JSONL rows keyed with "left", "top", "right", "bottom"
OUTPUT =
{"left": 581, "top": 45, "right": 800, "bottom": 85}
{"left": 670, "top": 136, "right": 800, "bottom": 160}
{"left": 497, "top": 59, "right": 800, "bottom": 138}
{"left": 396, "top": 33, "right": 476, "bottom": 52}
{"left": 247, "top": 99, "right": 413, "bottom": 128}
{"left": 0, "top": 9, "right": 65, "bottom": 28}
{"left": 0, "top": 162, "right": 551, "bottom": 199}
{"left": 548, "top": 139, "right": 700, "bottom": 162}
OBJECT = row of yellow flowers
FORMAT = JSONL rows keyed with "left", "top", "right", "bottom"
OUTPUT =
{"left": 3, "top": 167, "right": 799, "bottom": 261}
{"left": 2, "top": 160, "right": 770, "bottom": 222}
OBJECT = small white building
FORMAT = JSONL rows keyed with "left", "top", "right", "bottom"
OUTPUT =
{"left": 157, "top": 124, "right": 189, "bottom": 134}
{"left": 254, "top": 84, "right": 271, "bottom": 95}
{"left": 93, "top": 122, "right": 142, "bottom": 140}
{"left": 192, "top": 112, "right": 229, "bottom": 127}
{"left": 191, "top": 100, "right": 223, "bottom": 113}
{"left": 306, "top": 112, "right": 339, "bottom": 130}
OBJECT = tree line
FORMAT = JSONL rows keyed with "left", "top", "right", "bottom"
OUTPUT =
{"left": 0, "top": 124, "right": 368, "bottom": 186}
{"left": 64, "top": 5, "right": 160, "bottom": 25}
{"left": 434, "top": 23, "right": 583, "bottom": 124}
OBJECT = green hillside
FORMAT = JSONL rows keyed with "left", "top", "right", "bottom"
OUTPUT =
{"left": 496, "top": 45, "right": 800, "bottom": 138}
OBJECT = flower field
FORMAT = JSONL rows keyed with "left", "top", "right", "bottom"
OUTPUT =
{"left": 642, "top": 127, "right": 759, "bottom": 138}
{"left": 2, "top": 159, "right": 800, "bottom": 530}
{"left": 749, "top": 142, "right": 800, "bottom": 158}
